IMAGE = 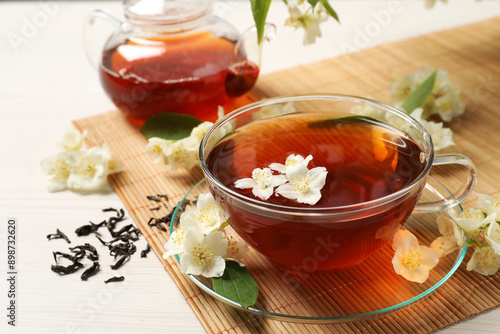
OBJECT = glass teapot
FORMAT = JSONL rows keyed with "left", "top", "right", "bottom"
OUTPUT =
{"left": 84, "top": 0, "right": 275, "bottom": 125}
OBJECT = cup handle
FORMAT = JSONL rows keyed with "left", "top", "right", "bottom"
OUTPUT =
{"left": 413, "top": 153, "right": 477, "bottom": 213}
{"left": 83, "top": 9, "right": 122, "bottom": 69}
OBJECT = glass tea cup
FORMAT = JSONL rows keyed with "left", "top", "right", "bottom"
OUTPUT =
{"left": 199, "top": 94, "right": 476, "bottom": 273}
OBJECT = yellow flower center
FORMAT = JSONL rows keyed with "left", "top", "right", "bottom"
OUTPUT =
{"left": 78, "top": 158, "right": 97, "bottom": 177}
{"left": 402, "top": 253, "right": 422, "bottom": 270}
{"left": 172, "top": 229, "right": 186, "bottom": 245}
{"left": 51, "top": 159, "right": 70, "bottom": 180}
{"left": 461, "top": 208, "right": 484, "bottom": 220}
{"left": 253, "top": 169, "right": 271, "bottom": 188}
{"left": 171, "top": 146, "right": 189, "bottom": 164}
{"left": 478, "top": 249, "right": 498, "bottom": 269}
{"left": 286, "top": 159, "right": 298, "bottom": 166}
{"left": 108, "top": 158, "right": 118, "bottom": 173}
{"left": 152, "top": 145, "right": 162, "bottom": 154}
{"left": 192, "top": 244, "right": 213, "bottom": 266}
{"left": 292, "top": 175, "right": 310, "bottom": 193}
{"left": 227, "top": 237, "right": 240, "bottom": 256}
{"left": 197, "top": 205, "right": 217, "bottom": 226}
{"left": 494, "top": 198, "right": 500, "bottom": 209}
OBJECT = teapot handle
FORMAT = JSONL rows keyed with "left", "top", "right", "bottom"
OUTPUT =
{"left": 83, "top": 9, "right": 122, "bottom": 69}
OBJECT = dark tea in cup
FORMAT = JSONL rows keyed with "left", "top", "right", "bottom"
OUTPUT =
{"left": 200, "top": 95, "right": 476, "bottom": 272}
{"left": 206, "top": 113, "right": 425, "bottom": 271}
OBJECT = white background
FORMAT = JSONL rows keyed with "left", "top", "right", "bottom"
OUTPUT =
{"left": 1, "top": 1, "right": 500, "bottom": 333}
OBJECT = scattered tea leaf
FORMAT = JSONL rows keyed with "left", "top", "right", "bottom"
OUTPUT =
{"left": 212, "top": 261, "right": 258, "bottom": 308}
{"left": 81, "top": 261, "right": 100, "bottom": 281}
{"left": 75, "top": 221, "right": 106, "bottom": 236}
{"left": 141, "top": 244, "right": 151, "bottom": 258}
{"left": 401, "top": 70, "right": 437, "bottom": 114}
{"left": 158, "top": 194, "right": 169, "bottom": 201}
{"left": 51, "top": 262, "right": 84, "bottom": 275}
{"left": 110, "top": 255, "right": 130, "bottom": 270}
{"left": 47, "top": 229, "right": 71, "bottom": 244}
{"left": 150, "top": 206, "right": 161, "bottom": 211}
{"left": 105, "top": 276, "right": 125, "bottom": 284}
{"left": 147, "top": 195, "right": 161, "bottom": 202}
{"left": 140, "top": 113, "right": 201, "bottom": 140}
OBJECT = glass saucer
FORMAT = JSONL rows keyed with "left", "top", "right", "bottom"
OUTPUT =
{"left": 170, "top": 176, "right": 467, "bottom": 324}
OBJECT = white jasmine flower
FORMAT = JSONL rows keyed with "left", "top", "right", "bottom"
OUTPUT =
{"left": 486, "top": 217, "right": 500, "bottom": 255}
{"left": 285, "top": 2, "right": 328, "bottom": 46}
{"left": 390, "top": 67, "right": 464, "bottom": 121}
{"left": 225, "top": 236, "right": 249, "bottom": 262}
{"left": 453, "top": 208, "right": 491, "bottom": 238}
{"left": 410, "top": 108, "right": 455, "bottom": 151}
{"left": 253, "top": 101, "right": 296, "bottom": 120}
{"left": 434, "top": 86, "right": 465, "bottom": 122}
{"left": 40, "top": 152, "right": 74, "bottom": 192}
{"left": 164, "top": 136, "right": 199, "bottom": 172}
{"left": 163, "top": 228, "right": 187, "bottom": 259}
{"left": 430, "top": 215, "right": 463, "bottom": 257}
{"left": 190, "top": 122, "right": 214, "bottom": 142}
{"left": 350, "top": 103, "right": 386, "bottom": 121}
{"left": 385, "top": 112, "right": 411, "bottom": 134}
{"left": 390, "top": 74, "right": 416, "bottom": 107}
{"left": 145, "top": 137, "right": 170, "bottom": 164}
{"left": 234, "top": 167, "right": 287, "bottom": 201}
{"left": 477, "top": 194, "right": 500, "bottom": 217}
{"left": 180, "top": 193, "right": 227, "bottom": 234}
{"left": 276, "top": 164, "right": 327, "bottom": 205}
{"left": 269, "top": 154, "right": 313, "bottom": 174}
{"left": 180, "top": 230, "right": 227, "bottom": 278}
{"left": 56, "top": 129, "right": 87, "bottom": 152}
{"left": 392, "top": 230, "right": 440, "bottom": 283}
{"left": 466, "top": 247, "right": 500, "bottom": 276}
{"left": 67, "top": 148, "right": 107, "bottom": 189}
{"left": 101, "top": 142, "right": 123, "bottom": 175}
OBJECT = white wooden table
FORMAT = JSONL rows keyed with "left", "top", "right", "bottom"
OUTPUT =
{"left": 1, "top": 1, "right": 500, "bottom": 333}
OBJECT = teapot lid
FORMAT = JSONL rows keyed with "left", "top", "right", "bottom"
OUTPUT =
{"left": 124, "top": 0, "right": 212, "bottom": 25}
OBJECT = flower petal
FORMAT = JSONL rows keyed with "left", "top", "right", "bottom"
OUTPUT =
{"left": 307, "top": 167, "right": 328, "bottom": 189}
{"left": 252, "top": 186, "right": 274, "bottom": 201}
{"left": 392, "top": 229, "right": 419, "bottom": 253}
{"left": 269, "top": 163, "right": 286, "bottom": 174}
{"left": 296, "top": 189, "right": 321, "bottom": 205}
{"left": 234, "top": 178, "right": 257, "bottom": 189}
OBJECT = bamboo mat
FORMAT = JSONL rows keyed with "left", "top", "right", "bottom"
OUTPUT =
{"left": 74, "top": 16, "right": 500, "bottom": 333}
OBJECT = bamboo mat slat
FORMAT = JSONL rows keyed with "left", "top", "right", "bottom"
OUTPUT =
{"left": 74, "top": 16, "right": 500, "bottom": 333}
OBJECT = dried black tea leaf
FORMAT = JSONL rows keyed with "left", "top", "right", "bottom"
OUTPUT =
{"left": 104, "top": 276, "right": 125, "bottom": 284}
{"left": 51, "top": 261, "right": 84, "bottom": 275}
{"left": 158, "top": 194, "right": 169, "bottom": 201}
{"left": 110, "top": 255, "right": 130, "bottom": 270}
{"left": 150, "top": 206, "right": 161, "bottom": 211}
{"left": 147, "top": 195, "right": 161, "bottom": 202}
{"left": 53, "top": 251, "right": 75, "bottom": 264}
{"left": 81, "top": 261, "right": 100, "bottom": 281}
{"left": 141, "top": 244, "right": 151, "bottom": 258}
{"left": 47, "top": 229, "right": 71, "bottom": 244}
{"left": 75, "top": 221, "right": 106, "bottom": 236}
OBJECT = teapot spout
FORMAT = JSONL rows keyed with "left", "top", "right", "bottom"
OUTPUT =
{"left": 225, "top": 23, "right": 276, "bottom": 98}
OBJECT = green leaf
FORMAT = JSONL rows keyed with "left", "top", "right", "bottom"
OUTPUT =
{"left": 140, "top": 113, "right": 201, "bottom": 140}
{"left": 307, "top": 0, "right": 319, "bottom": 8}
{"left": 309, "top": 115, "right": 376, "bottom": 128}
{"left": 250, "top": 0, "right": 272, "bottom": 44}
{"left": 319, "top": 0, "right": 340, "bottom": 22}
{"left": 401, "top": 70, "right": 437, "bottom": 114}
{"left": 212, "top": 261, "right": 258, "bottom": 308}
